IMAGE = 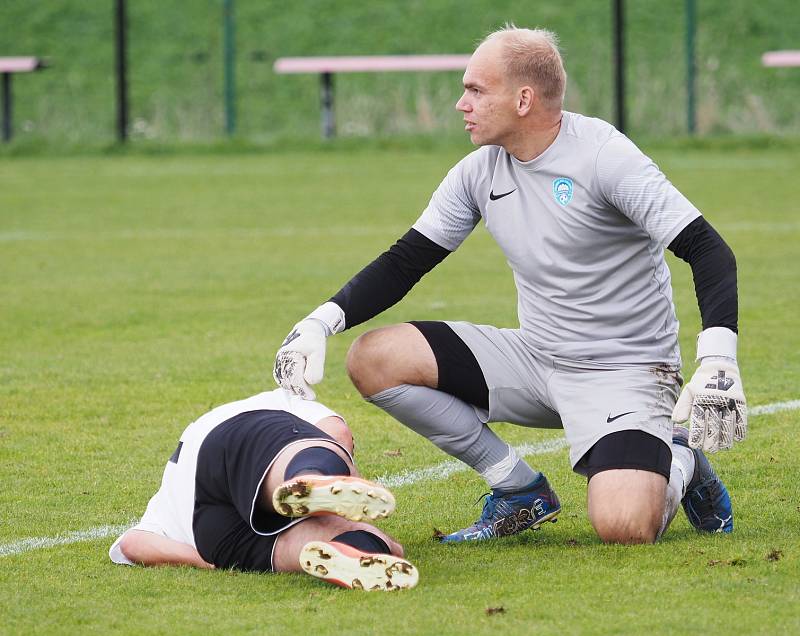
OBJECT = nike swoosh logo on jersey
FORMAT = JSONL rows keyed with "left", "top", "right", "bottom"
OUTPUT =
{"left": 606, "top": 411, "right": 636, "bottom": 423}
{"left": 489, "top": 188, "right": 516, "bottom": 201}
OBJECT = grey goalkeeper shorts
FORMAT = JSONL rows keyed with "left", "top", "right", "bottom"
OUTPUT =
{"left": 445, "top": 321, "right": 683, "bottom": 474}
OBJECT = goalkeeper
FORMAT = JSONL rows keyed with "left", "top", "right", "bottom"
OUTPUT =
{"left": 274, "top": 26, "right": 746, "bottom": 545}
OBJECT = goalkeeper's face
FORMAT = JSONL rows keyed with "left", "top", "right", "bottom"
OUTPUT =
{"left": 456, "top": 40, "right": 521, "bottom": 148}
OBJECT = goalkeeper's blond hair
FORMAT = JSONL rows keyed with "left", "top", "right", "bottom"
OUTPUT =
{"left": 481, "top": 25, "right": 567, "bottom": 111}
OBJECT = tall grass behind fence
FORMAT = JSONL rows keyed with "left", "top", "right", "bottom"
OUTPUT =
{"left": 1, "top": 0, "right": 798, "bottom": 144}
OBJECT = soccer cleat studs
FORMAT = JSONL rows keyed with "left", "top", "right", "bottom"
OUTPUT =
{"left": 273, "top": 476, "right": 396, "bottom": 521}
{"left": 300, "top": 541, "right": 419, "bottom": 591}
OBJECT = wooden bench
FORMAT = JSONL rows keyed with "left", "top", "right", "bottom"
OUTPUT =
{"left": 273, "top": 55, "right": 471, "bottom": 138}
{"left": 761, "top": 50, "right": 800, "bottom": 67}
{"left": 0, "top": 57, "right": 47, "bottom": 142}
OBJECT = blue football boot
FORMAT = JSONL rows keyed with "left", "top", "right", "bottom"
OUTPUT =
{"left": 440, "top": 474, "right": 561, "bottom": 543}
{"left": 673, "top": 427, "right": 733, "bottom": 533}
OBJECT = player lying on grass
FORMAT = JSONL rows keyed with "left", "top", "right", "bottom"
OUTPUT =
{"left": 274, "top": 26, "right": 746, "bottom": 545}
{"left": 109, "top": 388, "right": 418, "bottom": 591}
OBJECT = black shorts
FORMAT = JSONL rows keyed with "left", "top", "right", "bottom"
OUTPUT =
{"left": 192, "top": 409, "right": 336, "bottom": 572}
{"left": 409, "top": 320, "right": 489, "bottom": 410}
{"left": 578, "top": 429, "right": 672, "bottom": 480}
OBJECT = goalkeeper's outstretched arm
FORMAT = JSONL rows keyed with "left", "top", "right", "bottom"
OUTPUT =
{"left": 273, "top": 228, "right": 450, "bottom": 399}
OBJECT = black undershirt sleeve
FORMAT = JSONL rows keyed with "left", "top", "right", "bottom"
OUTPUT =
{"left": 330, "top": 228, "right": 451, "bottom": 330}
{"left": 667, "top": 216, "right": 738, "bottom": 333}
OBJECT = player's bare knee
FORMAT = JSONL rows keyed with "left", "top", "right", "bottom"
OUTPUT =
{"left": 347, "top": 324, "right": 432, "bottom": 396}
{"left": 587, "top": 469, "right": 666, "bottom": 544}
{"left": 592, "top": 514, "right": 659, "bottom": 545}
{"left": 347, "top": 329, "right": 389, "bottom": 395}
{"left": 590, "top": 499, "right": 662, "bottom": 544}
{"left": 313, "top": 416, "right": 354, "bottom": 456}
{"left": 387, "top": 536, "right": 404, "bottom": 557}
{"left": 345, "top": 330, "right": 374, "bottom": 382}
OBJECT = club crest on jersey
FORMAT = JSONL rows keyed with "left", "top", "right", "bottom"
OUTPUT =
{"left": 553, "top": 177, "right": 573, "bottom": 206}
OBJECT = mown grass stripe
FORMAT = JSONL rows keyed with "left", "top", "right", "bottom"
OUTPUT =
{"left": 0, "top": 226, "right": 402, "bottom": 242}
{"left": 1, "top": 399, "right": 796, "bottom": 559}
{"left": 1, "top": 221, "right": 797, "bottom": 244}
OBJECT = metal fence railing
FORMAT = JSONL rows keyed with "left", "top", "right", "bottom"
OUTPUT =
{"left": 1, "top": 0, "right": 798, "bottom": 145}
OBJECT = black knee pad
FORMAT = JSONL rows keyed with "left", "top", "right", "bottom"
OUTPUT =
{"left": 284, "top": 446, "right": 350, "bottom": 480}
{"left": 332, "top": 530, "right": 390, "bottom": 555}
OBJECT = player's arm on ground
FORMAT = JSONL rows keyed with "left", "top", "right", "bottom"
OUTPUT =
{"left": 274, "top": 154, "right": 482, "bottom": 399}
{"left": 116, "top": 529, "right": 215, "bottom": 569}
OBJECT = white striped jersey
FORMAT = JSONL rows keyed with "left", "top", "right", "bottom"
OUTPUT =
{"left": 109, "top": 389, "right": 339, "bottom": 565}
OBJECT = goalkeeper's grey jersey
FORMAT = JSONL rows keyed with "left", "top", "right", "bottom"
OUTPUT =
{"left": 413, "top": 111, "right": 700, "bottom": 366}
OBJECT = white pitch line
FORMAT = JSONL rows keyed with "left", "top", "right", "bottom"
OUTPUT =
{"left": 0, "top": 523, "right": 133, "bottom": 558}
{"left": 377, "top": 437, "right": 569, "bottom": 488}
{"left": 2, "top": 399, "right": 798, "bottom": 559}
{"left": 0, "top": 439, "right": 566, "bottom": 560}
{"left": 748, "top": 400, "right": 800, "bottom": 416}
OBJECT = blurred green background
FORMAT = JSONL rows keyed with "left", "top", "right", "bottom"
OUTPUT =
{"left": 1, "top": 0, "right": 798, "bottom": 145}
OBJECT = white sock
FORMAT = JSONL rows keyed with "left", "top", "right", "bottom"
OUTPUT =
{"left": 671, "top": 444, "right": 696, "bottom": 498}
{"left": 657, "top": 445, "right": 696, "bottom": 538}
{"left": 658, "top": 464, "right": 684, "bottom": 539}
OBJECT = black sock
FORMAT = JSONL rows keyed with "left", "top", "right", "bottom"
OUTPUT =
{"left": 332, "top": 530, "right": 390, "bottom": 554}
{"left": 284, "top": 446, "right": 350, "bottom": 480}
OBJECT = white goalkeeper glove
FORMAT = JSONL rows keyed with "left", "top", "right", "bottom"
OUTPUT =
{"left": 672, "top": 327, "right": 747, "bottom": 452}
{"left": 273, "top": 302, "right": 345, "bottom": 400}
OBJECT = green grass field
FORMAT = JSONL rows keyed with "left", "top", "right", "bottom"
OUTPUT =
{"left": 1, "top": 145, "right": 799, "bottom": 634}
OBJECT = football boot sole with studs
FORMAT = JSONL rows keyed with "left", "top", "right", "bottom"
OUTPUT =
{"left": 273, "top": 476, "right": 395, "bottom": 522}
{"left": 300, "top": 541, "right": 419, "bottom": 591}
